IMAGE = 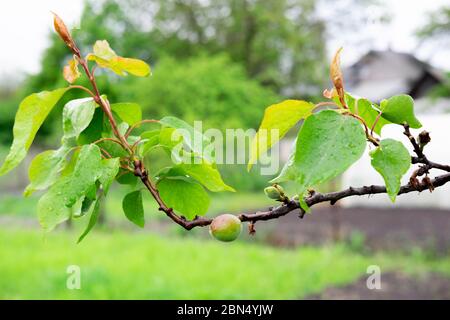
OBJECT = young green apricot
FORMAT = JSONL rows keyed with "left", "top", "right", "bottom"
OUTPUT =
{"left": 209, "top": 214, "right": 242, "bottom": 242}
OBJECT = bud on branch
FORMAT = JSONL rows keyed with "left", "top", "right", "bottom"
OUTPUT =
{"left": 52, "top": 12, "right": 75, "bottom": 51}
{"left": 418, "top": 130, "right": 431, "bottom": 150}
{"left": 330, "top": 47, "right": 347, "bottom": 109}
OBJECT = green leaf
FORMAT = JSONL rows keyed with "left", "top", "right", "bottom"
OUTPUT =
{"left": 37, "top": 144, "right": 104, "bottom": 231}
{"left": 77, "top": 108, "right": 104, "bottom": 145}
{"left": 111, "top": 102, "right": 142, "bottom": 126}
{"left": 117, "top": 122, "right": 130, "bottom": 137}
{"left": 380, "top": 94, "right": 422, "bottom": 128}
{"left": 98, "top": 157, "right": 120, "bottom": 195}
{"left": 37, "top": 187, "right": 72, "bottom": 232}
{"left": 140, "top": 128, "right": 181, "bottom": 156}
{"left": 77, "top": 196, "right": 102, "bottom": 243}
{"left": 160, "top": 160, "right": 235, "bottom": 192}
{"left": 92, "top": 40, "right": 116, "bottom": 60}
{"left": 248, "top": 100, "right": 316, "bottom": 170}
{"left": 158, "top": 127, "right": 184, "bottom": 149}
{"left": 272, "top": 110, "right": 366, "bottom": 204}
{"left": 116, "top": 170, "right": 138, "bottom": 186}
{"left": 98, "top": 140, "right": 128, "bottom": 158}
{"left": 87, "top": 40, "right": 151, "bottom": 77}
{"left": 141, "top": 129, "right": 161, "bottom": 140}
{"left": 73, "top": 184, "right": 97, "bottom": 219}
{"left": 158, "top": 178, "right": 210, "bottom": 219}
{"left": 370, "top": 139, "right": 411, "bottom": 202}
{"left": 37, "top": 145, "right": 118, "bottom": 232}
{"left": 62, "top": 97, "right": 97, "bottom": 144}
{"left": 64, "top": 144, "right": 104, "bottom": 207}
{"left": 26, "top": 97, "right": 99, "bottom": 196}
{"left": 180, "top": 162, "right": 235, "bottom": 192}
{"left": 122, "top": 190, "right": 145, "bottom": 228}
{"left": 79, "top": 184, "right": 97, "bottom": 217}
{"left": 61, "top": 149, "right": 80, "bottom": 177}
{"left": 140, "top": 129, "right": 161, "bottom": 155}
{"left": 273, "top": 139, "right": 297, "bottom": 183}
{"left": 24, "top": 147, "right": 69, "bottom": 197}
{"left": 159, "top": 116, "right": 212, "bottom": 161}
{"left": 345, "top": 94, "right": 390, "bottom": 135}
{"left": 0, "top": 88, "right": 69, "bottom": 176}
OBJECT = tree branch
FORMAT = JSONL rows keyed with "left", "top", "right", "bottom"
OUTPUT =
{"left": 130, "top": 120, "right": 450, "bottom": 231}
{"left": 138, "top": 168, "right": 450, "bottom": 231}
{"left": 403, "top": 124, "right": 426, "bottom": 160}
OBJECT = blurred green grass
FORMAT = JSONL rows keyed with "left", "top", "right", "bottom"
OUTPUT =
{"left": 0, "top": 227, "right": 449, "bottom": 299}
{"left": 0, "top": 228, "right": 378, "bottom": 299}
{"left": 1, "top": 157, "right": 449, "bottom": 300}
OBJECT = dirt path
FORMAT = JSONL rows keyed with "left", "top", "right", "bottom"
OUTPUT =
{"left": 259, "top": 205, "right": 450, "bottom": 253}
{"left": 306, "top": 272, "right": 450, "bottom": 299}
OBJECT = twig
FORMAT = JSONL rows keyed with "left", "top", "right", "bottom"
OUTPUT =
{"left": 99, "top": 147, "right": 112, "bottom": 159}
{"left": 69, "top": 85, "right": 95, "bottom": 97}
{"left": 315, "top": 101, "right": 339, "bottom": 109}
{"left": 412, "top": 156, "right": 450, "bottom": 172}
{"left": 370, "top": 111, "right": 382, "bottom": 136}
{"left": 403, "top": 124, "right": 426, "bottom": 161}
{"left": 347, "top": 113, "right": 380, "bottom": 146}
{"left": 125, "top": 119, "right": 160, "bottom": 138}
{"left": 93, "top": 137, "right": 126, "bottom": 149}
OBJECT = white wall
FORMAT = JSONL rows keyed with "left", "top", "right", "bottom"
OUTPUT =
{"left": 341, "top": 114, "right": 450, "bottom": 208}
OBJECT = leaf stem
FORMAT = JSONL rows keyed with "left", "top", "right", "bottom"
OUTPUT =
{"left": 370, "top": 111, "right": 383, "bottom": 136}
{"left": 346, "top": 112, "right": 380, "bottom": 146}
{"left": 69, "top": 85, "right": 95, "bottom": 97}
{"left": 92, "top": 137, "right": 127, "bottom": 149}
{"left": 315, "top": 101, "right": 339, "bottom": 109}
{"left": 125, "top": 119, "right": 160, "bottom": 138}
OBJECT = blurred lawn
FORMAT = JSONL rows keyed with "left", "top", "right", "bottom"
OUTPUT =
{"left": 1, "top": 148, "right": 449, "bottom": 299}
{"left": 0, "top": 227, "right": 449, "bottom": 300}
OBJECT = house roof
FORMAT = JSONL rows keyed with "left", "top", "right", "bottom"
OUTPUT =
{"left": 344, "top": 50, "right": 444, "bottom": 101}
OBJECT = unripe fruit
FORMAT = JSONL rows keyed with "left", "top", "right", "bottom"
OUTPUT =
{"left": 209, "top": 214, "right": 242, "bottom": 242}
{"left": 264, "top": 184, "right": 285, "bottom": 201}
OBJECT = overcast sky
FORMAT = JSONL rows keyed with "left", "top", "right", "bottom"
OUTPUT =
{"left": 0, "top": 0, "right": 449, "bottom": 80}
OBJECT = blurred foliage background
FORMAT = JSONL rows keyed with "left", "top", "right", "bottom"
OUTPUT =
{"left": 0, "top": 0, "right": 390, "bottom": 190}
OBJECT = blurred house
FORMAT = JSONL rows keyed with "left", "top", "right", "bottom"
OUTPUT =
{"left": 277, "top": 50, "right": 450, "bottom": 208}
{"left": 341, "top": 49, "right": 450, "bottom": 209}
{"left": 345, "top": 50, "right": 443, "bottom": 100}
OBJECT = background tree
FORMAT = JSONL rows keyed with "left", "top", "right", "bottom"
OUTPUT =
{"left": 417, "top": 6, "right": 450, "bottom": 41}
{"left": 24, "top": 0, "right": 328, "bottom": 97}
{"left": 416, "top": 5, "right": 450, "bottom": 98}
